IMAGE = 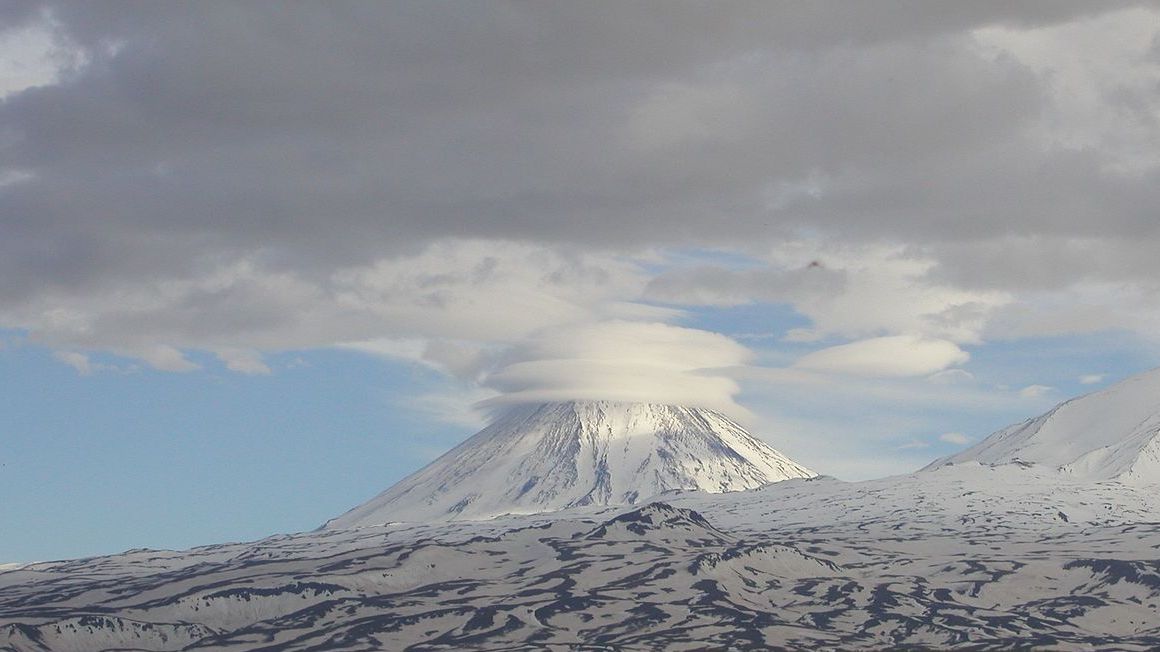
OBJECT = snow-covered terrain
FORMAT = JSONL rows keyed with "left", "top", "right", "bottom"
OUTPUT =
{"left": 4, "top": 463, "right": 1160, "bottom": 651}
{"left": 5, "top": 379, "right": 1160, "bottom": 650}
{"left": 927, "top": 367, "right": 1160, "bottom": 482}
{"left": 327, "top": 401, "right": 814, "bottom": 527}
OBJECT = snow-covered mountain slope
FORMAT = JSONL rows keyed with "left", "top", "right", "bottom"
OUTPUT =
{"left": 325, "top": 401, "right": 814, "bottom": 528}
{"left": 13, "top": 381, "right": 1160, "bottom": 650}
{"left": 926, "top": 368, "right": 1160, "bottom": 482}
{"left": 6, "top": 464, "right": 1160, "bottom": 651}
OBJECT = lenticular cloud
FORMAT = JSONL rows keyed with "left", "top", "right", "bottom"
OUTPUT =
{"left": 481, "top": 321, "right": 751, "bottom": 416}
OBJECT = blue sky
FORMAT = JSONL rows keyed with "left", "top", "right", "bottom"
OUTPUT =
{"left": 4, "top": 321, "right": 1155, "bottom": 562}
{"left": 4, "top": 3, "right": 1160, "bottom": 562}
{"left": 1, "top": 336, "right": 470, "bottom": 561}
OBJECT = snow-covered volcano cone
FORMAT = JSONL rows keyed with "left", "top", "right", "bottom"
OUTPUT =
{"left": 325, "top": 401, "right": 814, "bottom": 528}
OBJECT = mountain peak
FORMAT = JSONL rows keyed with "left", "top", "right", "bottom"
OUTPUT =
{"left": 926, "top": 368, "right": 1160, "bottom": 482}
{"left": 325, "top": 400, "right": 814, "bottom": 528}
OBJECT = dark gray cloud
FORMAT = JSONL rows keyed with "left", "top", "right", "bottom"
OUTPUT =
{"left": 929, "top": 236, "right": 1160, "bottom": 292}
{"left": 2, "top": 1, "right": 1159, "bottom": 357}
{"left": 646, "top": 262, "right": 847, "bottom": 307}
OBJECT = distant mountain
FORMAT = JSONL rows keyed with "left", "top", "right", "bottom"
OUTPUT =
{"left": 325, "top": 401, "right": 814, "bottom": 528}
{"left": 926, "top": 368, "right": 1160, "bottom": 482}
{"left": 13, "top": 386, "right": 1160, "bottom": 649}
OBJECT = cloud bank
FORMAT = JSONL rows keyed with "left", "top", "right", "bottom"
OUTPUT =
{"left": 3, "top": 3, "right": 1160, "bottom": 367}
{"left": 3, "top": 3, "right": 1160, "bottom": 476}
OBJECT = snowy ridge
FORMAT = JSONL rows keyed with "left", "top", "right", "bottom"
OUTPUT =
{"left": 926, "top": 368, "right": 1160, "bottom": 482}
{"left": 6, "top": 464, "right": 1160, "bottom": 650}
{"left": 325, "top": 401, "right": 814, "bottom": 528}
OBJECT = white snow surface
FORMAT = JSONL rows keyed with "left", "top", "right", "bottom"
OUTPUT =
{"left": 326, "top": 400, "right": 814, "bottom": 528}
{"left": 4, "top": 462, "right": 1160, "bottom": 651}
{"left": 927, "top": 367, "right": 1160, "bottom": 482}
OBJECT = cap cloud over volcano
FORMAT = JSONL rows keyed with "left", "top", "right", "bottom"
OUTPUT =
{"left": 481, "top": 321, "right": 752, "bottom": 416}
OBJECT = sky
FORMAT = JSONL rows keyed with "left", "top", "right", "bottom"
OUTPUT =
{"left": 3, "top": 1, "right": 1160, "bottom": 562}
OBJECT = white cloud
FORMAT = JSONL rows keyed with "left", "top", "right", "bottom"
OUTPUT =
{"left": 771, "top": 244, "right": 1010, "bottom": 345}
{"left": 6, "top": 240, "right": 652, "bottom": 374}
{"left": 345, "top": 337, "right": 500, "bottom": 383}
{"left": 214, "top": 349, "right": 271, "bottom": 375}
{"left": 1019, "top": 384, "right": 1054, "bottom": 399}
{"left": 482, "top": 321, "right": 751, "bottom": 417}
{"left": 402, "top": 386, "right": 497, "bottom": 430}
{"left": 648, "top": 241, "right": 1012, "bottom": 345}
{"left": 342, "top": 338, "right": 429, "bottom": 364}
{"left": 794, "top": 335, "right": 969, "bottom": 378}
{"left": 939, "top": 432, "right": 971, "bottom": 445}
{"left": 1078, "top": 373, "right": 1105, "bottom": 385}
{"left": 53, "top": 351, "right": 95, "bottom": 375}
{"left": 419, "top": 340, "right": 494, "bottom": 382}
{"left": 131, "top": 345, "right": 199, "bottom": 373}
{"left": 0, "top": 21, "right": 85, "bottom": 99}
{"left": 974, "top": 6, "right": 1160, "bottom": 175}
{"left": 332, "top": 241, "right": 648, "bottom": 343}
{"left": 53, "top": 350, "right": 129, "bottom": 375}
{"left": 978, "top": 278, "right": 1160, "bottom": 344}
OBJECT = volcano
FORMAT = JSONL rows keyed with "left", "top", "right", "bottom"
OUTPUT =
{"left": 15, "top": 384, "right": 1160, "bottom": 651}
{"left": 324, "top": 400, "right": 814, "bottom": 528}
